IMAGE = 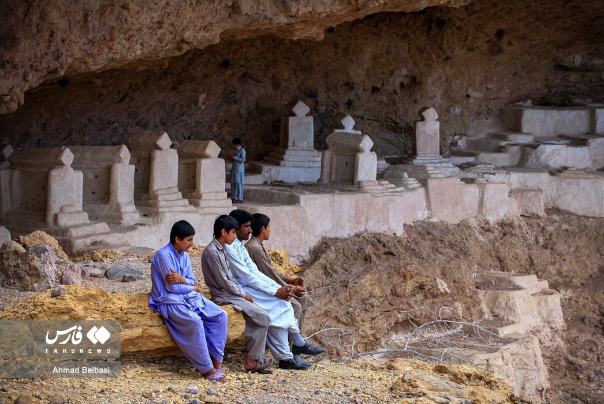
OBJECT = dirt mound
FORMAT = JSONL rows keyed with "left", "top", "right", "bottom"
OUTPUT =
{"left": 303, "top": 213, "right": 604, "bottom": 403}
{"left": 303, "top": 231, "right": 484, "bottom": 356}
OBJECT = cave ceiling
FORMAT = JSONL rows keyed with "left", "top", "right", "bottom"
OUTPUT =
{"left": 0, "top": 0, "right": 603, "bottom": 158}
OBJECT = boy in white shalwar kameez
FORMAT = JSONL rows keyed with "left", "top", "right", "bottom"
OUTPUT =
{"left": 226, "top": 209, "right": 323, "bottom": 369}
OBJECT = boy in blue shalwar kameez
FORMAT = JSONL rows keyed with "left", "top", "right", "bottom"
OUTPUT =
{"left": 149, "top": 220, "right": 228, "bottom": 382}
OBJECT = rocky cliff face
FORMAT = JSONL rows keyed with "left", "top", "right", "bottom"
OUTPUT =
{"left": 0, "top": 0, "right": 470, "bottom": 115}
{"left": 1, "top": 0, "right": 603, "bottom": 158}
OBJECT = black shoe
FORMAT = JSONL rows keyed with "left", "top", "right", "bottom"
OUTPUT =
{"left": 278, "top": 358, "right": 310, "bottom": 370}
{"left": 294, "top": 355, "right": 313, "bottom": 368}
{"left": 292, "top": 342, "right": 325, "bottom": 356}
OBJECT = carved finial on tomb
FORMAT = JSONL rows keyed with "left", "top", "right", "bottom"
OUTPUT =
{"left": 285, "top": 100, "right": 310, "bottom": 117}
{"left": 420, "top": 107, "right": 438, "bottom": 122}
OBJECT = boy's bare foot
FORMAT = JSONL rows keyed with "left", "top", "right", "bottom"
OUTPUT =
{"left": 244, "top": 357, "right": 273, "bottom": 374}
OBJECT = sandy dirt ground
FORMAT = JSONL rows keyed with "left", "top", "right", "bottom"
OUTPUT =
{"left": 1, "top": 211, "right": 603, "bottom": 403}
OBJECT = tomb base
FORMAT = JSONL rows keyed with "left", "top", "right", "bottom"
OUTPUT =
{"left": 358, "top": 180, "right": 406, "bottom": 194}
{"left": 84, "top": 203, "right": 140, "bottom": 226}
{"left": 251, "top": 159, "right": 321, "bottom": 183}
{"left": 55, "top": 211, "right": 90, "bottom": 227}
{"left": 265, "top": 148, "right": 322, "bottom": 166}
{"left": 401, "top": 154, "right": 460, "bottom": 177}
{"left": 509, "top": 188, "right": 546, "bottom": 216}
{"left": 50, "top": 222, "right": 111, "bottom": 239}
{"left": 135, "top": 188, "right": 195, "bottom": 215}
{"left": 383, "top": 164, "right": 448, "bottom": 181}
{"left": 186, "top": 192, "right": 233, "bottom": 213}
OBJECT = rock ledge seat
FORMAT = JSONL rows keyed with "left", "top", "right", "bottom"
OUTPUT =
{"left": 0, "top": 285, "right": 246, "bottom": 356}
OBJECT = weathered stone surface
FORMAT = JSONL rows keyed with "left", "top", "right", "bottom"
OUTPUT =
{"left": 85, "top": 267, "right": 106, "bottom": 278}
{"left": 14, "top": 394, "right": 32, "bottom": 404}
{"left": 0, "top": 0, "right": 471, "bottom": 115}
{"left": 0, "top": 241, "right": 50, "bottom": 292}
{"left": 387, "top": 359, "right": 516, "bottom": 403}
{"left": 121, "top": 274, "right": 137, "bottom": 283}
{"left": 60, "top": 264, "right": 84, "bottom": 286}
{"left": 18, "top": 231, "right": 69, "bottom": 261}
{"left": 0, "top": 286, "right": 246, "bottom": 355}
{"left": 51, "top": 285, "right": 65, "bottom": 297}
{"left": 0, "top": 227, "right": 11, "bottom": 245}
{"left": 48, "top": 396, "right": 66, "bottom": 404}
{"left": 106, "top": 266, "right": 144, "bottom": 281}
{"left": 27, "top": 244, "right": 58, "bottom": 290}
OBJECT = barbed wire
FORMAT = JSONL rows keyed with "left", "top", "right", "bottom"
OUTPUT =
{"left": 304, "top": 306, "right": 515, "bottom": 366}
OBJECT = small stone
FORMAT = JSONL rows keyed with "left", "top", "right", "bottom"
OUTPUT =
{"left": 49, "top": 396, "right": 66, "bottom": 404}
{"left": 14, "top": 395, "right": 32, "bottom": 404}
{"left": 80, "top": 267, "right": 90, "bottom": 280}
{"left": 33, "top": 392, "right": 41, "bottom": 399}
{"left": 142, "top": 390, "right": 153, "bottom": 398}
{"left": 61, "top": 263, "right": 84, "bottom": 286}
{"left": 122, "top": 274, "right": 137, "bottom": 282}
{"left": 185, "top": 385, "right": 199, "bottom": 394}
{"left": 50, "top": 285, "right": 65, "bottom": 297}
{"left": 107, "top": 265, "right": 144, "bottom": 281}
{"left": 166, "top": 386, "right": 176, "bottom": 392}
{"left": 0, "top": 384, "right": 8, "bottom": 392}
{"left": 127, "top": 262, "right": 147, "bottom": 271}
{"left": 206, "top": 388, "right": 217, "bottom": 395}
{"left": 86, "top": 267, "right": 106, "bottom": 278}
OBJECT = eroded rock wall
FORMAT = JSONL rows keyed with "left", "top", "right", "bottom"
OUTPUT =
{"left": 0, "top": 0, "right": 470, "bottom": 115}
{"left": 0, "top": 0, "right": 603, "bottom": 158}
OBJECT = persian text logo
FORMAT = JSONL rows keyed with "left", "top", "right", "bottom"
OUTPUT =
{"left": 45, "top": 325, "right": 111, "bottom": 346}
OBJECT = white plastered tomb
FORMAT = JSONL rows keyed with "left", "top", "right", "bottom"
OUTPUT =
{"left": 177, "top": 140, "right": 232, "bottom": 212}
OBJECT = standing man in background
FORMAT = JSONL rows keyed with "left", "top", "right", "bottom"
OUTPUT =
{"left": 228, "top": 138, "right": 246, "bottom": 203}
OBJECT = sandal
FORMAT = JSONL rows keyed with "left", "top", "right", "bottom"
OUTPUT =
{"left": 244, "top": 357, "right": 274, "bottom": 374}
{"left": 206, "top": 368, "right": 227, "bottom": 383}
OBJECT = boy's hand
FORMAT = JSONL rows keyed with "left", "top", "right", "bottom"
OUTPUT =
{"left": 165, "top": 268, "right": 186, "bottom": 284}
{"left": 193, "top": 283, "right": 200, "bottom": 292}
{"left": 275, "top": 286, "right": 293, "bottom": 300}
{"left": 244, "top": 294, "right": 254, "bottom": 303}
{"left": 290, "top": 277, "right": 304, "bottom": 286}
{"left": 293, "top": 288, "right": 306, "bottom": 297}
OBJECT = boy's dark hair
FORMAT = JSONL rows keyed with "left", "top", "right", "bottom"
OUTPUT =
{"left": 170, "top": 220, "right": 196, "bottom": 244}
{"left": 213, "top": 215, "right": 240, "bottom": 238}
{"left": 229, "top": 209, "right": 253, "bottom": 226}
{"left": 251, "top": 213, "right": 270, "bottom": 236}
{"left": 232, "top": 137, "right": 242, "bottom": 146}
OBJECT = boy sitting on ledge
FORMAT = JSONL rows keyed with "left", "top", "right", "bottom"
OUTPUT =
{"left": 149, "top": 220, "right": 228, "bottom": 382}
